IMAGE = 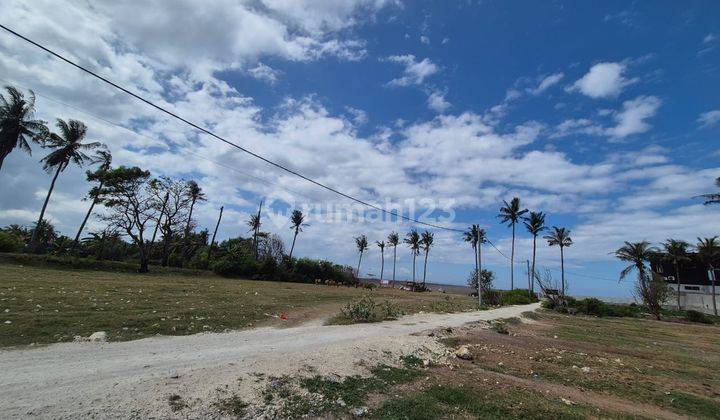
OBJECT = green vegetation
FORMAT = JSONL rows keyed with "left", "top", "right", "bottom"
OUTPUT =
{"left": 213, "top": 394, "right": 248, "bottom": 417}
{"left": 375, "top": 385, "right": 596, "bottom": 420}
{"left": 0, "top": 263, "right": 476, "bottom": 347}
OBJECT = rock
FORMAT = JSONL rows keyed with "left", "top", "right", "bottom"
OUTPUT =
{"left": 422, "top": 359, "right": 431, "bottom": 367}
{"left": 336, "top": 398, "right": 346, "bottom": 407}
{"left": 325, "top": 373, "right": 342, "bottom": 384}
{"left": 73, "top": 335, "right": 85, "bottom": 342}
{"left": 88, "top": 331, "right": 108, "bottom": 342}
{"left": 560, "top": 397, "right": 575, "bottom": 406}
{"left": 454, "top": 345, "right": 473, "bottom": 360}
{"left": 581, "top": 366, "right": 591, "bottom": 373}
{"left": 4, "top": 320, "right": 11, "bottom": 324}
{"left": 350, "top": 406, "right": 369, "bottom": 417}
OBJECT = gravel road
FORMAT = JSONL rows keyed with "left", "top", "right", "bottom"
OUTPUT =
{"left": 0, "top": 303, "right": 539, "bottom": 418}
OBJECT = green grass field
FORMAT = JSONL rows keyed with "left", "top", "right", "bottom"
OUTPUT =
{"left": 0, "top": 262, "right": 476, "bottom": 347}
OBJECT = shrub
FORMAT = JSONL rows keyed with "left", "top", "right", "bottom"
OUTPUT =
{"left": 491, "top": 321, "right": 509, "bottom": 334}
{"left": 0, "top": 232, "right": 23, "bottom": 253}
{"left": 499, "top": 289, "right": 538, "bottom": 305}
{"left": 685, "top": 310, "right": 712, "bottom": 324}
{"left": 341, "top": 296, "right": 377, "bottom": 322}
{"left": 380, "top": 300, "right": 403, "bottom": 320}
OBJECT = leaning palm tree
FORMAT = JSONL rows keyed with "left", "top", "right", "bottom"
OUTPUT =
{"left": 288, "top": 209, "right": 306, "bottom": 260}
{"left": 498, "top": 197, "right": 528, "bottom": 290}
{"left": 523, "top": 211, "right": 546, "bottom": 293}
{"left": 387, "top": 232, "right": 399, "bottom": 284}
{"left": 0, "top": 86, "right": 48, "bottom": 171}
{"left": 696, "top": 237, "right": 719, "bottom": 316}
{"left": 376, "top": 240, "right": 386, "bottom": 282}
{"left": 695, "top": 177, "right": 720, "bottom": 205}
{"left": 662, "top": 239, "right": 692, "bottom": 311}
{"left": 354, "top": 234, "right": 369, "bottom": 280}
{"left": 30, "top": 119, "right": 103, "bottom": 250}
{"left": 544, "top": 226, "right": 572, "bottom": 297}
{"left": 405, "top": 229, "right": 421, "bottom": 289}
{"left": 420, "top": 230, "right": 434, "bottom": 289}
{"left": 615, "top": 241, "right": 661, "bottom": 319}
{"left": 72, "top": 149, "right": 112, "bottom": 250}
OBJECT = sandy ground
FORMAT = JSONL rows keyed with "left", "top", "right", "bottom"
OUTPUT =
{"left": 0, "top": 303, "right": 538, "bottom": 418}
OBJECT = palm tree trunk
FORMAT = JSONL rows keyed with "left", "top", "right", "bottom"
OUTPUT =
{"left": 96, "top": 231, "right": 106, "bottom": 260}
{"left": 412, "top": 253, "right": 416, "bottom": 289}
{"left": 531, "top": 235, "right": 537, "bottom": 293}
{"left": 72, "top": 181, "right": 103, "bottom": 251}
{"left": 182, "top": 197, "right": 197, "bottom": 262}
{"left": 675, "top": 261, "right": 681, "bottom": 311}
{"left": 510, "top": 223, "right": 516, "bottom": 290}
{"left": 392, "top": 246, "right": 397, "bottom": 284}
{"left": 422, "top": 249, "right": 429, "bottom": 288}
{"left": 380, "top": 249, "right": 384, "bottom": 281}
{"left": 357, "top": 251, "right": 362, "bottom": 281}
{"left": 289, "top": 229, "right": 298, "bottom": 260}
{"left": 711, "top": 265, "right": 717, "bottom": 316}
{"left": 478, "top": 244, "right": 484, "bottom": 306}
{"left": 560, "top": 245, "right": 565, "bottom": 297}
{"left": 30, "top": 165, "right": 62, "bottom": 251}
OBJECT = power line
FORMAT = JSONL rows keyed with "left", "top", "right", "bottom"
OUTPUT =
{"left": 0, "top": 24, "right": 542, "bottom": 266}
{"left": 0, "top": 23, "right": 465, "bottom": 234}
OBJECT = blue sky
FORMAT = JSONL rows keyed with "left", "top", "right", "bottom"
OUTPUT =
{"left": 1, "top": 1, "right": 718, "bottom": 298}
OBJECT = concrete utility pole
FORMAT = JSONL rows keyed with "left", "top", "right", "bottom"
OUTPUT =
{"left": 208, "top": 206, "right": 224, "bottom": 260}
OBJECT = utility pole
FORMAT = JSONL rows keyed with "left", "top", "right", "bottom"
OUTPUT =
{"left": 208, "top": 206, "right": 224, "bottom": 261}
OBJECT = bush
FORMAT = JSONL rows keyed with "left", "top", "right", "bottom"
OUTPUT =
{"left": 0, "top": 232, "right": 23, "bottom": 253}
{"left": 341, "top": 296, "right": 377, "bottom": 322}
{"left": 338, "top": 296, "right": 403, "bottom": 323}
{"left": 685, "top": 310, "right": 712, "bottom": 324}
{"left": 500, "top": 289, "right": 538, "bottom": 305}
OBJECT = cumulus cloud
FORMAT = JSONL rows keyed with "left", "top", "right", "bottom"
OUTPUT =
{"left": 426, "top": 90, "right": 451, "bottom": 113}
{"left": 528, "top": 72, "right": 564, "bottom": 95}
{"left": 568, "top": 62, "right": 637, "bottom": 98}
{"left": 698, "top": 109, "right": 720, "bottom": 128}
{"left": 607, "top": 95, "right": 661, "bottom": 138}
{"left": 384, "top": 55, "right": 439, "bottom": 86}
{"left": 248, "top": 63, "right": 281, "bottom": 84}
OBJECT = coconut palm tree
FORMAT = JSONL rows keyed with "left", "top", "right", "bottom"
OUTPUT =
{"left": 182, "top": 180, "right": 206, "bottom": 261}
{"left": 72, "top": 150, "right": 112, "bottom": 250}
{"left": 696, "top": 177, "right": 720, "bottom": 205}
{"left": 387, "top": 232, "right": 399, "bottom": 284}
{"left": 420, "top": 230, "right": 434, "bottom": 289}
{"left": 544, "top": 226, "right": 572, "bottom": 297}
{"left": 405, "top": 229, "right": 421, "bottom": 289}
{"left": 354, "top": 234, "right": 369, "bottom": 279}
{"left": 498, "top": 197, "right": 528, "bottom": 290}
{"left": 662, "top": 239, "right": 692, "bottom": 311}
{"left": 0, "top": 86, "right": 48, "bottom": 171}
{"left": 523, "top": 211, "right": 546, "bottom": 293}
{"left": 30, "top": 119, "right": 103, "bottom": 251}
{"left": 696, "top": 237, "right": 719, "bottom": 316}
{"left": 464, "top": 225, "right": 481, "bottom": 303}
{"left": 247, "top": 200, "right": 263, "bottom": 259}
{"left": 615, "top": 241, "right": 662, "bottom": 319}
{"left": 288, "top": 209, "right": 306, "bottom": 260}
{"left": 376, "top": 240, "right": 386, "bottom": 281}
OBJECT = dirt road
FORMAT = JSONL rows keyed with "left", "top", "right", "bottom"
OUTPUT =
{"left": 0, "top": 303, "right": 539, "bottom": 418}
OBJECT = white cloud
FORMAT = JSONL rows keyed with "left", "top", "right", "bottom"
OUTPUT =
{"left": 345, "top": 106, "right": 369, "bottom": 125}
{"left": 698, "top": 110, "right": 720, "bottom": 128}
{"left": 384, "top": 55, "right": 439, "bottom": 86}
{"left": 248, "top": 63, "right": 281, "bottom": 84}
{"left": 607, "top": 95, "right": 661, "bottom": 138}
{"left": 426, "top": 90, "right": 451, "bottom": 113}
{"left": 568, "top": 62, "right": 636, "bottom": 98}
{"left": 528, "top": 72, "right": 564, "bottom": 95}
{"left": 420, "top": 35, "right": 430, "bottom": 45}
{"left": 704, "top": 33, "right": 717, "bottom": 44}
